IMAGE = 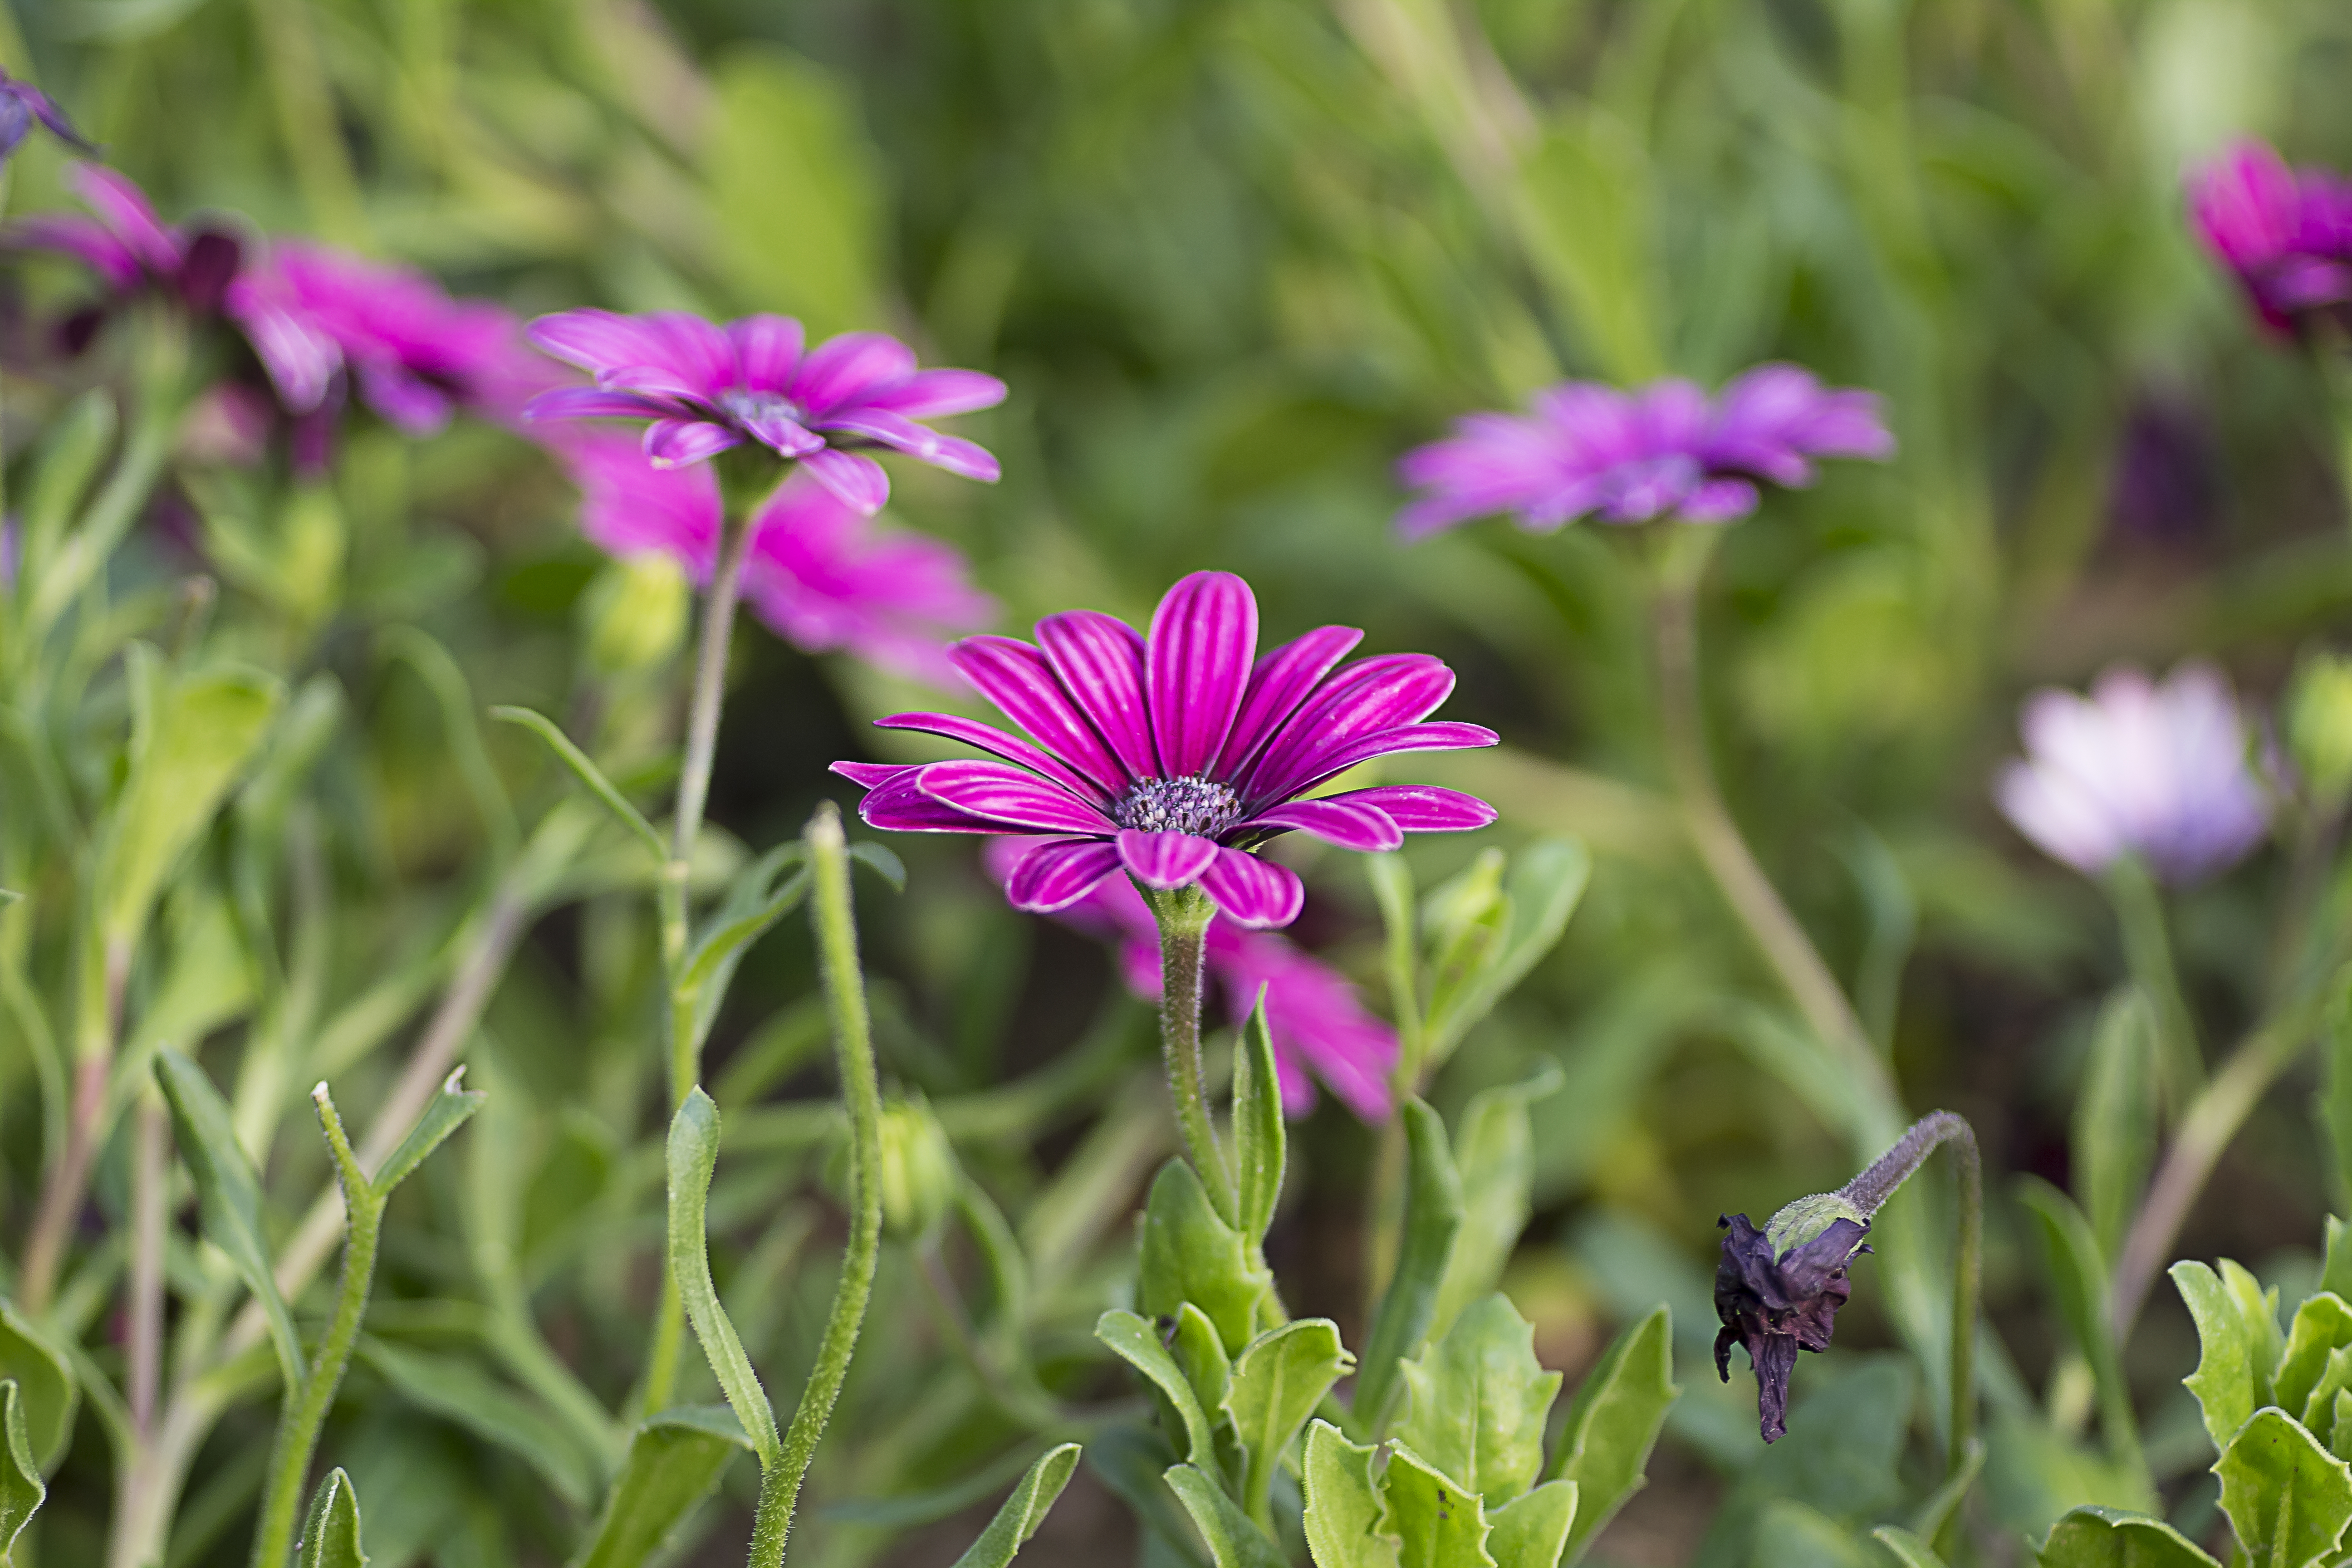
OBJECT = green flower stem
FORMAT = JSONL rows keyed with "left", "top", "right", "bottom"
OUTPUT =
{"left": 2103, "top": 858, "right": 2202, "bottom": 1110}
{"left": 1148, "top": 884, "right": 1239, "bottom": 1226}
{"left": 249, "top": 1087, "right": 383, "bottom": 1568}
{"left": 747, "top": 803, "right": 885, "bottom": 1568}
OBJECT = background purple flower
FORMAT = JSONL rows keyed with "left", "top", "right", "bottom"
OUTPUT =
{"left": 833, "top": 570, "right": 1498, "bottom": 929}
{"left": 524, "top": 309, "right": 1005, "bottom": 512}
{"left": 1396, "top": 363, "right": 1893, "bottom": 538}
{"left": 2188, "top": 139, "right": 2352, "bottom": 338}
{"left": 984, "top": 838, "right": 1396, "bottom": 1119}
{"left": 553, "top": 431, "right": 992, "bottom": 685}
{"left": 1995, "top": 661, "right": 2271, "bottom": 884}
{"left": 0, "top": 69, "right": 94, "bottom": 165}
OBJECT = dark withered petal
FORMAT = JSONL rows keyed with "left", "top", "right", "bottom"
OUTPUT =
{"left": 1714, "top": 1210, "right": 1871, "bottom": 1442}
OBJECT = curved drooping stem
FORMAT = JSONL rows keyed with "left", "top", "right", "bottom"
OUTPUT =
{"left": 1147, "top": 883, "right": 1239, "bottom": 1226}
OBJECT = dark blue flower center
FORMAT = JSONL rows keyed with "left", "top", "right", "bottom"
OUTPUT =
{"left": 718, "top": 388, "right": 804, "bottom": 427}
{"left": 1113, "top": 774, "right": 1242, "bottom": 838}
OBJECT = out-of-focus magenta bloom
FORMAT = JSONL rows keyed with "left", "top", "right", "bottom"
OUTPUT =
{"left": 0, "top": 69, "right": 94, "bottom": 165}
{"left": 1995, "top": 662, "right": 2270, "bottom": 884}
{"left": 11, "top": 164, "right": 258, "bottom": 325}
{"left": 2188, "top": 139, "right": 2352, "bottom": 337}
{"left": 982, "top": 838, "right": 1394, "bottom": 1118}
{"left": 555, "top": 431, "right": 992, "bottom": 685}
{"left": 523, "top": 309, "right": 1005, "bottom": 513}
{"left": 1396, "top": 365, "right": 1893, "bottom": 538}
{"left": 833, "top": 571, "right": 1498, "bottom": 929}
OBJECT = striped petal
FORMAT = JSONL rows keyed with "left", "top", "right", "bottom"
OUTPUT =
{"left": 1200, "top": 848, "right": 1305, "bottom": 929}
{"left": 1321, "top": 784, "right": 1496, "bottom": 832}
{"left": 868, "top": 368, "right": 1008, "bottom": 418}
{"left": 1148, "top": 571, "right": 1257, "bottom": 778}
{"left": 819, "top": 409, "right": 1001, "bottom": 480}
{"left": 1240, "top": 798, "right": 1402, "bottom": 852}
{"left": 1275, "top": 722, "right": 1499, "bottom": 799}
{"left": 790, "top": 332, "right": 920, "bottom": 415}
{"left": 729, "top": 313, "right": 806, "bottom": 392}
{"left": 1037, "top": 611, "right": 1158, "bottom": 781}
{"left": 801, "top": 447, "right": 890, "bottom": 515}
{"left": 874, "top": 712, "right": 1108, "bottom": 802}
{"left": 950, "top": 637, "right": 1128, "bottom": 794}
{"left": 1215, "top": 626, "right": 1364, "bottom": 779}
{"left": 524, "top": 386, "right": 677, "bottom": 423}
{"left": 1116, "top": 830, "right": 1220, "bottom": 889}
{"left": 1245, "top": 655, "right": 1456, "bottom": 801}
{"left": 853, "top": 767, "right": 1000, "bottom": 832}
{"left": 916, "top": 760, "right": 1117, "bottom": 835}
{"left": 831, "top": 760, "right": 914, "bottom": 789}
{"left": 529, "top": 309, "right": 673, "bottom": 376}
{"left": 1006, "top": 838, "right": 1123, "bottom": 914}
{"left": 645, "top": 418, "right": 742, "bottom": 468}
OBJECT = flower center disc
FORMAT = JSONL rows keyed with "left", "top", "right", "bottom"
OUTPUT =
{"left": 1113, "top": 775, "right": 1242, "bottom": 838}
{"left": 718, "top": 388, "right": 804, "bottom": 426}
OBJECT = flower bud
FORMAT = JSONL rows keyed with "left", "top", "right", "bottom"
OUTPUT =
{"left": 877, "top": 1094, "right": 959, "bottom": 1242}
{"left": 579, "top": 554, "right": 688, "bottom": 677}
{"left": 1714, "top": 1196, "right": 1872, "bottom": 1443}
{"left": 2289, "top": 652, "right": 2352, "bottom": 808}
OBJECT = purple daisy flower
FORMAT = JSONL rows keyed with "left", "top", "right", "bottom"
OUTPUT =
{"left": 833, "top": 571, "right": 1499, "bottom": 929}
{"left": 1396, "top": 364, "right": 1894, "bottom": 538}
{"left": 2188, "top": 138, "right": 2352, "bottom": 338}
{"left": 0, "top": 69, "right": 95, "bottom": 166}
{"left": 522, "top": 309, "right": 1006, "bottom": 513}
{"left": 1995, "top": 662, "right": 2271, "bottom": 885}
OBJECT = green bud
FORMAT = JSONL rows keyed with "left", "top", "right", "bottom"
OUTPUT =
{"left": 877, "top": 1094, "right": 959, "bottom": 1241}
{"left": 2290, "top": 652, "right": 2352, "bottom": 807}
{"left": 1764, "top": 1191, "right": 1870, "bottom": 1261}
{"left": 579, "top": 554, "right": 689, "bottom": 676}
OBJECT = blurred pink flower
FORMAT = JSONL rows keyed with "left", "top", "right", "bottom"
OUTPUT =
{"left": 983, "top": 838, "right": 1395, "bottom": 1119}
{"left": 1396, "top": 364, "right": 1892, "bottom": 537}
{"left": 554, "top": 431, "right": 992, "bottom": 685}
{"left": 2188, "top": 139, "right": 2352, "bottom": 338}
{"left": 1995, "top": 662, "right": 2270, "bottom": 884}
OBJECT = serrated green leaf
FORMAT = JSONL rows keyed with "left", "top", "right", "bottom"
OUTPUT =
{"left": 1379, "top": 1444, "right": 1495, "bottom": 1568}
{"left": 2215, "top": 1408, "right": 2352, "bottom": 1568}
{"left": 0, "top": 1381, "right": 46, "bottom": 1563}
{"left": 943, "top": 1443, "right": 1082, "bottom": 1568}
{"left": 1226, "top": 1319, "right": 1354, "bottom": 1522}
{"left": 1870, "top": 1525, "right": 1946, "bottom": 1568}
{"left": 1098, "top": 1309, "right": 1220, "bottom": 1469}
{"left": 1396, "top": 1294, "right": 1558, "bottom": 1506}
{"left": 2034, "top": 1505, "right": 2221, "bottom": 1567}
{"left": 1138, "top": 1159, "right": 1274, "bottom": 1358}
{"left": 101, "top": 667, "right": 282, "bottom": 944}
{"left": 2018, "top": 1179, "right": 2141, "bottom": 1479}
{"left": 1232, "top": 995, "right": 1284, "bottom": 1247}
{"left": 1171, "top": 1303, "right": 1234, "bottom": 1425}
{"left": 2276, "top": 1294, "right": 2352, "bottom": 1419}
{"left": 297, "top": 1467, "right": 367, "bottom": 1568}
{"left": 368, "top": 1068, "right": 486, "bottom": 1200}
{"left": 0, "top": 1303, "right": 78, "bottom": 1473}
{"left": 155, "top": 1049, "right": 307, "bottom": 1392}
{"left": 359, "top": 1340, "right": 596, "bottom": 1507}
{"left": 2220, "top": 1259, "right": 2283, "bottom": 1406}
{"left": 1164, "top": 1462, "right": 1291, "bottom": 1568}
{"left": 2173, "top": 1261, "right": 2260, "bottom": 1453}
{"left": 2308, "top": 1350, "right": 2352, "bottom": 1446}
{"left": 1304, "top": 1421, "right": 1399, "bottom": 1568}
{"left": 2074, "top": 989, "right": 2158, "bottom": 1264}
{"left": 667, "top": 1090, "right": 782, "bottom": 1471}
{"left": 570, "top": 1407, "right": 750, "bottom": 1568}
{"left": 490, "top": 706, "right": 666, "bottom": 863}
{"left": 1543, "top": 1304, "right": 1676, "bottom": 1563}
{"left": 1487, "top": 1480, "right": 1577, "bottom": 1568}
{"left": 1431, "top": 1068, "right": 1559, "bottom": 1342}
{"left": 1356, "top": 1100, "right": 1465, "bottom": 1434}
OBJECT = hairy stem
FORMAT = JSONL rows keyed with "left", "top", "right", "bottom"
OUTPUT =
{"left": 22, "top": 936, "right": 127, "bottom": 1312}
{"left": 1151, "top": 884, "right": 1237, "bottom": 1225}
{"left": 128, "top": 1095, "right": 168, "bottom": 1434}
{"left": 747, "top": 804, "right": 885, "bottom": 1568}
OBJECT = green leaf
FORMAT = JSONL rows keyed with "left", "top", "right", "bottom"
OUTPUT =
{"left": 682, "top": 844, "right": 810, "bottom": 1047}
{"left": 1088, "top": 1425, "right": 1211, "bottom": 1568}
{"left": 0, "top": 1381, "right": 46, "bottom": 1563}
{"left": 1750, "top": 1499, "right": 1877, "bottom": 1568}
{"left": 2017, "top": 1179, "right": 2141, "bottom": 1477}
{"left": 1396, "top": 1294, "right": 1559, "bottom": 1506}
{"left": 1164, "top": 1462, "right": 1291, "bottom": 1568}
{"left": 489, "top": 706, "right": 666, "bottom": 864}
{"left": 1097, "top": 1309, "right": 1220, "bottom": 1469}
{"left": 2335, "top": 1391, "right": 2352, "bottom": 1465}
{"left": 297, "top": 1467, "right": 367, "bottom": 1568}
{"left": 1487, "top": 1481, "right": 1578, "bottom": 1568}
{"left": 1869, "top": 1526, "right": 1946, "bottom": 1568}
{"left": 359, "top": 1340, "right": 596, "bottom": 1507}
{"left": 2074, "top": 989, "right": 2158, "bottom": 1264}
{"left": 1171, "top": 1303, "right": 1234, "bottom": 1423}
{"left": 18, "top": 389, "right": 116, "bottom": 590}
{"left": 1431, "top": 1068, "right": 1559, "bottom": 1341}
{"left": 1906, "top": 1439, "right": 1984, "bottom": 1545}
{"left": 154, "top": 1049, "right": 308, "bottom": 1392}
{"left": 1378, "top": 1444, "right": 1495, "bottom": 1568}
{"left": 368, "top": 1067, "right": 487, "bottom": 1200}
{"left": 2173, "top": 1260, "right": 2261, "bottom": 1452}
{"left": 0, "top": 1303, "right": 78, "bottom": 1472}
{"left": 1231, "top": 995, "right": 1285, "bottom": 1246}
{"left": 571, "top": 1406, "right": 752, "bottom": 1568}
{"left": 666, "top": 1090, "right": 782, "bottom": 1470}
{"left": 2323, "top": 1217, "right": 2352, "bottom": 1303}
{"left": 2214, "top": 1408, "right": 2352, "bottom": 1568}
{"left": 2278, "top": 1294, "right": 2352, "bottom": 1418}
{"left": 1356, "top": 1100, "right": 1465, "bottom": 1433}
{"left": 947, "top": 1442, "right": 1083, "bottom": 1568}
{"left": 2218, "top": 1257, "right": 2284, "bottom": 1406}
{"left": 1543, "top": 1304, "right": 1676, "bottom": 1563}
{"left": 1137, "top": 1159, "right": 1274, "bottom": 1358}
{"left": 1225, "top": 1319, "right": 1354, "bottom": 1520}
{"left": 2303, "top": 1348, "right": 2352, "bottom": 1447}
{"left": 1421, "top": 838, "right": 1589, "bottom": 1069}
{"left": 1304, "top": 1421, "right": 1399, "bottom": 1568}
{"left": 2325, "top": 1009, "right": 2352, "bottom": 1213}
{"left": 848, "top": 841, "right": 906, "bottom": 892}
{"left": 100, "top": 666, "right": 283, "bottom": 944}
{"left": 2034, "top": 1505, "right": 2221, "bottom": 1567}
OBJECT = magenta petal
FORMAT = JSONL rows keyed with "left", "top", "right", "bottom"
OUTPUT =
{"left": 949, "top": 637, "right": 1129, "bottom": 794}
{"left": 525, "top": 386, "right": 677, "bottom": 423}
{"left": 744, "top": 413, "right": 826, "bottom": 458}
{"left": 529, "top": 309, "right": 672, "bottom": 376}
{"left": 1037, "top": 611, "right": 1159, "bottom": 780}
{"left": 6, "top": 213, "right": 144, "bottom": 289}
{"left": 875, "top": 711, "right": 1108, "bottom": 802}
{"left": 1199, "top": 848, "right": 1304, "bottom": 929}
{"left": 729, "top": 313, "right": 806, "bottom": 392}
{"left": 868, "top": 368, "right": 1009, "bottom": 418}
{"left": 790, "top": 332, "right": 921, "bottom": 414}
{"left": 1321, "top": 784, "right": 1495, "bottom": 832}
{"left": 1116, "top": 830, "right": 1220, "bottom": 888}
{"left": 1215, "top": 625, "right": 1366, "bottom": 778}
{"left": 916, "top": 760, "right": 1118, "bottom": 834}
{"left": 856, "top": 768, "right": 1003, "bottom": 832}
{"left": 645, "top": 418, "right": 743, "bottom": 468}
{"left": 71, "top": 165, "right": 184, "bottom": 276}
{"left": 821, "top": 409, "right": 1002, "bottom": 480}
{"left": 1242, "top": 798, "right": 1402, "bottom": 852}
{"left": 802, "top": 447, "right": 891, "bottom": 515}
{"left": 1278, "top": 722, "right": 1501, "bottom": 799}
{"left": 1244, "top": 655, "right": 1456, "bottom": 801}
{"left": 832, "top": 760, "right": 915, "bottom": 789}
{"left": 1147, "top": 571, "right": 1258, "bottom": 778}
{"left": 644, "top": 312, "right": 737, "bottom": 398}
{"left": 1007, "top": 838, "right": 1123, "bottom": 913}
